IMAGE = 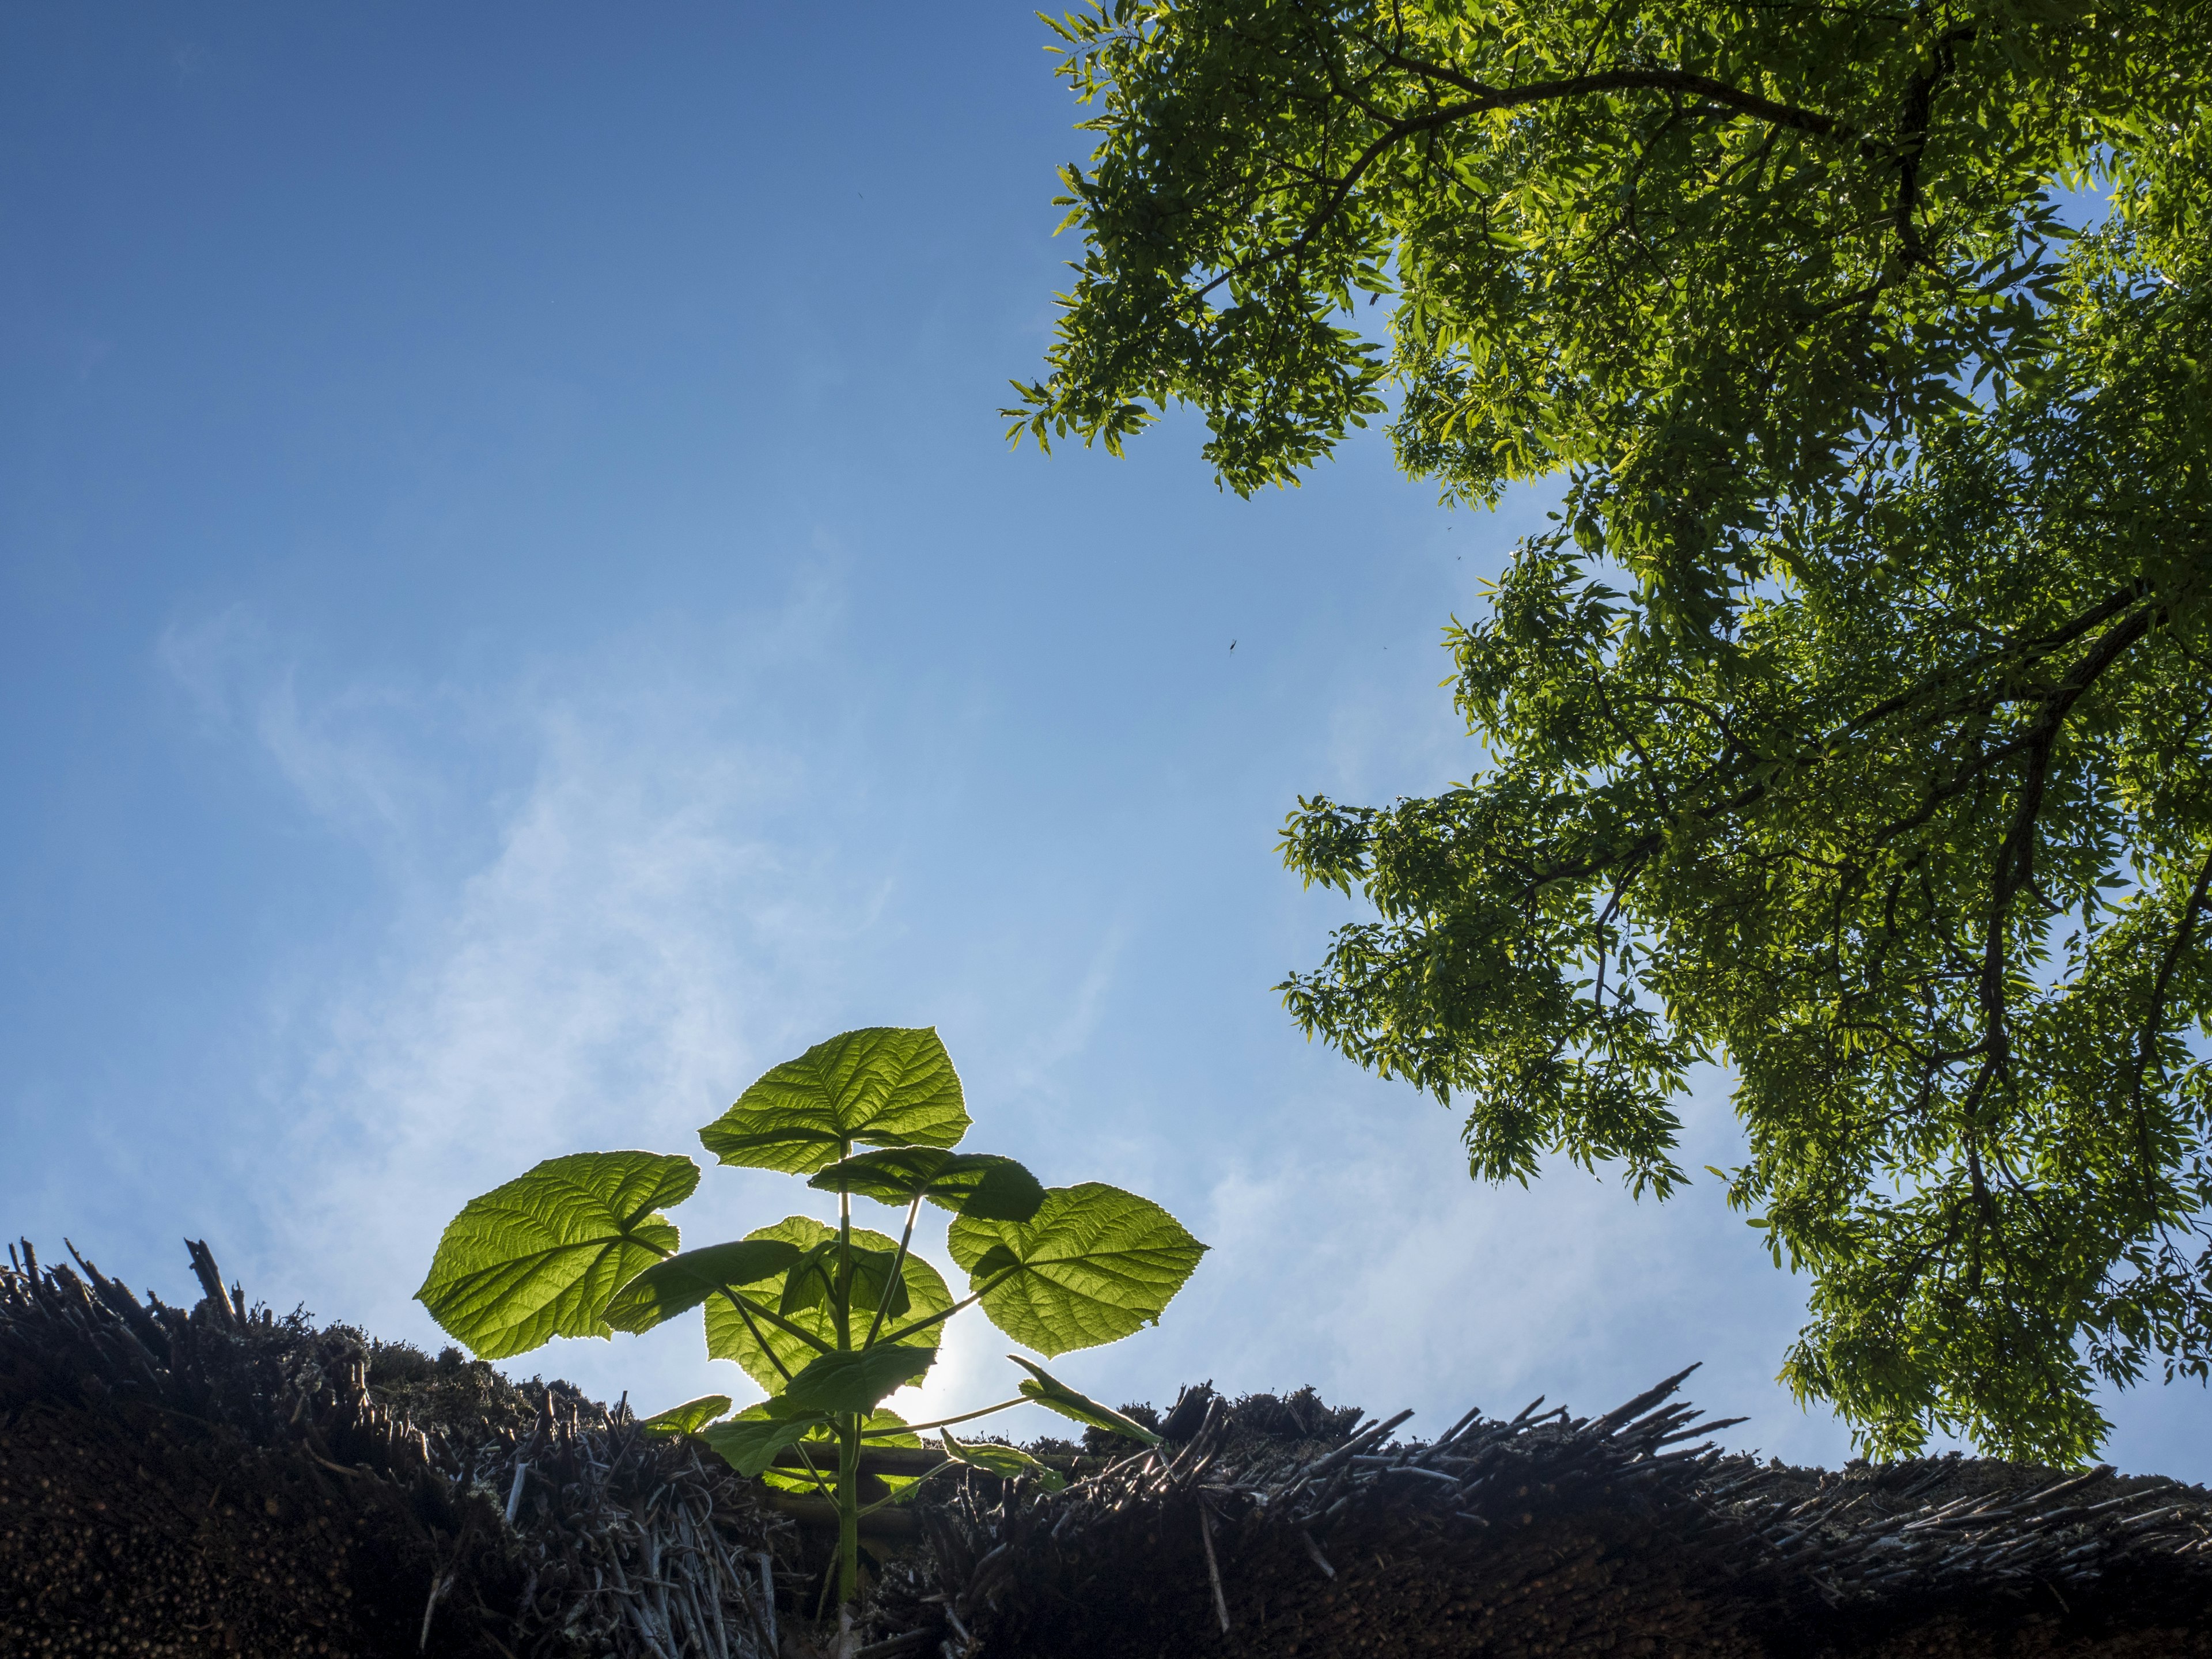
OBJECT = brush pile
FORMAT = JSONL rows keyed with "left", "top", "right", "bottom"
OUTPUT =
{"left": 871, "top": 1376, "right": 2212, "bottom": 1658}
{"left": 5, "top": 1238, "right": 2210, "bottom": 1657}
{"left": 1, "top": 1240, "right": 793, "bottom": 1657}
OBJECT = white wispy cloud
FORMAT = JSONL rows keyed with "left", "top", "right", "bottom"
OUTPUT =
{"left": 155, "top": 567, "right": 925, "bottom": 1414}
{"left": 145, "top": 567, "right": 2195, "bottom": 1477}
{"left": 160, "top": 582, "right": 1843, "bottom": 1450}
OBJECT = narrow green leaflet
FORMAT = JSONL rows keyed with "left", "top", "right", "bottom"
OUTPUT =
{"left": 414, "top": 1151, "right": 698, "bottom": 1360}
{"left": 701, "top": 1400, "right": 833, "bottom": 1479}
{"left": 639, "top": 1395, "right": 731, "bottom": 1437}
{"left": 604, "top": 1240, "right": 804, "bottom": 1334}
{"left": 704, "top": 1216, "right": 953, "bottom": 1391}
{"left": 948, "top": 1183, "right": 1206, "bottom": 1356}
{"left": 1008, "top": 1357, "right": 1162, "bottom": 1446}
{"left": 699, "top": 1027, "right": 969, "bottom": 1174}
{"left": 942, "top": 1428, "right": 1069, "bottom": 1490}
{"left": 809, "top": 1148, "right": 1047, "bottom": 1221}
{"left": 783, "top": 1343, "right": 939, "bottom": 1415}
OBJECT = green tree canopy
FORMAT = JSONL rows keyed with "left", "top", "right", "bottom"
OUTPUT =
{"left": 1014, "top": 0, "right": 2212, "bottom": 1460}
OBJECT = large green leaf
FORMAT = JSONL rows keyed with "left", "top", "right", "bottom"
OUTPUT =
{"left": 603, "top": 1240, "right": 804, "bottom": 1334}
{"left": 700, "top": 1399, "right": 833, "bottom": 1479}
{"left": 783, "top": 1343, "right": 938, "bottom": 1415}
{"left": 699, "top": 1027, "right": 969, "bottom": 1174}
{"left": 704, "top": 1215, "right": 953, "bottom": 1391}
{"left": 947, "top": 1183, "right": 1206, "bottom": 1355}
{"left": 809, "top": 1148, "right": 1046, "bottom": 1221}
{"left": 1009, "top": 1355, "right": 1162, "bottom": 1446}
{"left": 414, "top": 1151, "right": 698, "bottom": 1360}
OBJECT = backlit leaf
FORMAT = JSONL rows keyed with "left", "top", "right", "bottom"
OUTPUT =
{"left": 639, "top": 1395, "right": 731, "bottom": 1437}
{"left": 604, "top": 1240, "right": 804, "bottom": 1334}
{"left": 415, "top": 1151, "right": 697, "bottom": 1360}
{"left": 948, "top": 1183, "right": 1206, "bottom": 1355}
{"left": 700, "top": 1399, "right": 832, "bottom": 1479}
{"left": 704, "top": 1215, "right": 952, "bottom": 1391}
{"left": 809, "top": 1148, "right": 1047, "bottom": 1221}
{"left": 699, "top": 1027, "right": 968, "bottom": 1174}
{"left": 783, "top": 1343, "right": 938, "bottom": 1415}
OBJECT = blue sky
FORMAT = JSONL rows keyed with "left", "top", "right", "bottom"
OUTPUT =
{"left": 3, "top": 4, "right": 2202, "bottom": 1478}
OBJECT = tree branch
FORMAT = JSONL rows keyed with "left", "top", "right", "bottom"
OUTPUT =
{"left": 2127, "top": 843, "right": 2212, "bottom": 1202}
{"left": 1974, "top": 601, "right": 2158, "bottom": 1068}
{"left": 1195, "top": 58, "right": 1852, "bottom": 306}
{"left": 1369, "top": 48, "right": 1853, "bottom": 137}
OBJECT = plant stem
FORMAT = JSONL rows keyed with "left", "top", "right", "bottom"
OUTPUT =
{"left": 719, "top": 1289, "right": 796, "bottom": 1384}
{"left": 862, "top": 1196, "right": 923, "bottom": 1350}
{"left": 836, "top": 1411, "right": 861, "bottom": 1609}
{"left": 835, "top": 1139, "right": 859, "bottom": 1613}
{"left": 837, "top": 1146, "right": 853, "bottom": 1352}
{"left": 862, "top": 1396, "right": 1025, "bottom": 1437}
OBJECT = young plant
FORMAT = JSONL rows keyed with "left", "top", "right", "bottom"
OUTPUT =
{"left": 415, "top": 1026, "right": 1205, "bottom": 1608}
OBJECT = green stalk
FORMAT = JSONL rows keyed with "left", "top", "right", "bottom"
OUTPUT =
{"left": 862, "top": 1196, "right": 923, "bottom": 1350}
{"left": 836, "top": 1143, "right": 854, "bottom": 1353}
{"left": 836, "top": 1410, "right": 861, "bottom": 1609}
{"left": 860, "top": 1396, "right": 1025, "bottom": 1437}
{"left": 835, "top": 1138, "right": 857, "bottom": 1610}
{"left": 789, "top": 1438, "right": 836, "bottom": 1501}
{"left": 872, "top": 1264, "right": 1020, "bottom": 1346}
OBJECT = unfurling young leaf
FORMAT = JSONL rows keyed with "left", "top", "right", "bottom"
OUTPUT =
{"left": 809, "top": 1147, "right": 1047, "bottom": 1221}
{"left": 941, "top": 1429, "right": 1069, "bottom": 1490}
{"left": 639, "top": 1395, "right": 732, "bottom": 1437}
{"left": 948, "top": 1183, "right": 1207, "bottom": 1355}
{"left": 698, "top": 1027, "right": 969, "bottom": 1173}
{"left": 414, "top": 1151, "right": 698, "bottom": 1360}
{"left": 1006, "top": 1355, "right": 1162, "bottom": 1446}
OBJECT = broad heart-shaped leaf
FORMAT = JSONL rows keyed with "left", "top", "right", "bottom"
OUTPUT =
{"left": 783, "top": 1343, "right": 938, "bottom": 1415}
{"left": 942, "top": 1429, "right": 1069, "bottom": 1490}
{"left": 809, "top": 1149, "right": 1046, "bottom": 1222}
{"left": 639, "top": 1395, "right": 730, "bottom": 1437}
{"left": 415, "top": 1151, "right": 698, "bottom": 1360}
{"left": 704, "top": 1216, "right": 953, "bottom": 1392}
{"left": 946, "top": 1183, "right": 1206, "bottom": 1357}
{"left": 700, "top": 1398, "right": 832, "bottom": 1479}
{"left": 1009, "top": 1356, "right": 1163, "bottom": 1446}
{"left": 699, "top": 1027, "right": 968, "bottom": 1175}
{"left": 604, "top": 1240, "right": 804, "bottom": 1334}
